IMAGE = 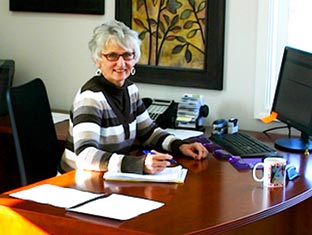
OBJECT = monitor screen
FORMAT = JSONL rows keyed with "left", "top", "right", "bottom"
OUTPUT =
{"left": 0, "top": 60, "right": 15, "bottom": 116}
{"left": 271, "top": 46, "right": 312, "bottom": 152}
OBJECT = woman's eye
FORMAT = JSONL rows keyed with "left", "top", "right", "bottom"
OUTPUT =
{"left": 108, "top": 53, "right": 119, "bottom": 59}
{"left": 123, "top": 53, "right": 132, "bottom": 58}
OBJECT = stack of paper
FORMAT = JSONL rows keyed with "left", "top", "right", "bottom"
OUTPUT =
{"left": 9, "top": 184, "right": 164, "bottom": 220}
{"left": 176, "top": 94, "right": 204, "bottom": 129}
{"left": 103, "top": 165, "right": 187, "bottom": 183}
{"left": 52, "top": 112, "right": 69, "bottom": 124}
{"left": 165, "top": 128, "right": 203, "bottom": 140}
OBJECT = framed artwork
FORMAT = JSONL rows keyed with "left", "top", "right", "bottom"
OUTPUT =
{"left": 9, "top": 0, "right": 105, "bottom": 15}
{"left": 116, "top": 0, "right": 225, "bottom": 90}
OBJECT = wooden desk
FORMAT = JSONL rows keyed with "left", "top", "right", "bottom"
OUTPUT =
{"left": 0, "top": 131, "right": 311, "bottom": 235}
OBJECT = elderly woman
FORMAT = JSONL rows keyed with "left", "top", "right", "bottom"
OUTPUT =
{"left": 59, "top": 20, "right": 208, "bottom": 174}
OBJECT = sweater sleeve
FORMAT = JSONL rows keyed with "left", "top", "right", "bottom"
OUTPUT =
{"left": 170, "top": 139, "right": 188, "bottom": 155}
{"left": 135, "top": 97, "right": 186, "bottom": 154}
{"left": 121, "top": 155, "right": 146, "bottom": 174}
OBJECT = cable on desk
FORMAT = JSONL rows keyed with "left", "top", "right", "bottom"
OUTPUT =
{"left": 262, "top": 125, "right": 291, "bottom": 137}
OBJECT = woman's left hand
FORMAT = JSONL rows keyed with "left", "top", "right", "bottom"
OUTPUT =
{"left": 179, "top": 142, "right": 209, "bottom": 160}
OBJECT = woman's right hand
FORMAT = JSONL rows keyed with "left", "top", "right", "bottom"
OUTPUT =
{"left": 143, "top": 150, "right": 173, "bottom": 174}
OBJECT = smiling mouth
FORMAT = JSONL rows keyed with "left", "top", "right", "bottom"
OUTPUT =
{"left": 114, "top": 69, "right": 126, "bottom": 73}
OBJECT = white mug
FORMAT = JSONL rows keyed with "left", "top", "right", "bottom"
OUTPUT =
{"left": 252, "top": 157, "right": 287, "bottom": 187}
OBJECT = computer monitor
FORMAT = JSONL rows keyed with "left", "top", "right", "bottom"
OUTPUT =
{"left": 271, "top": 46, "right": 312, "bottom": 152}
{"left": 0, "top": 60, "right": 15, "bottom": 116}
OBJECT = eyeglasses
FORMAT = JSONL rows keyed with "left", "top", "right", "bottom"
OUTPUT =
{"left": 101, "top": 52, "right": 135, "bottom": 61}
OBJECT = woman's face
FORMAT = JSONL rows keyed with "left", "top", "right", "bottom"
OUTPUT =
{"left": 96, "top": 41, "right": 136, "bottom": 87}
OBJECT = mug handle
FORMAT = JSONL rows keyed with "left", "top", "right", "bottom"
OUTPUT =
{"left": 252, "top": 162, "right": 265, "bottom": 182}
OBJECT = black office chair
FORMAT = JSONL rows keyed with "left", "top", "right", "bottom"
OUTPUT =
{"left": 0, "top": 60, "right": 15, "bottom": 116}
{"left": 6, "top": 78, "right": 61, "bottom": 186}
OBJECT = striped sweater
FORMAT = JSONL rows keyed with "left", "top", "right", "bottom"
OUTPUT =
{"left": 60, "top": 75, "right": 184, "bottom": 174}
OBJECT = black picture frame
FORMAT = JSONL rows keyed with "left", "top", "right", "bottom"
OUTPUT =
{"left": 116, "top": 0, "right": 225, "bottom": 90}
{"left": 9, "top": 0, "right": 105, "bottom": 15}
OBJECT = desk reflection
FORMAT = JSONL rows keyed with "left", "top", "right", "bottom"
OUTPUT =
{"left": 74, "top": 169, "right": 179, "bottom": 202}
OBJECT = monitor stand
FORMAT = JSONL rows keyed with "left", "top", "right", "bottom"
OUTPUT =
{"left": 275, "top": 137, "right": 312, "bottom": 152}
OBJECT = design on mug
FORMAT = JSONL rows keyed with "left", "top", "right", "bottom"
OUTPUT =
{"left": 269, "top": 163, "right": 286, "bottom": 186}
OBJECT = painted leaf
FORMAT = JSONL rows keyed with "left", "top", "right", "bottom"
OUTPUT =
{"left": 185, "top": 49, "right": 192, "bottom": 63}
{"left": 166, "top": 35, "right": 176, "bottom": 41}
{"left": 181, "top": 9, "right": 192, "bottom": 20}
{"left": 133, "top": 18, "right": 145, "bottom": 28}
{"left": 187, "top": 29, "right": 197, "bottom": 38}
{"left": 167, "top": 0, "right": 182, "bottom": 14}
{"left": 198, "top": 1, "right": 206, "bottom": 12}
{"left": 184, "top": 21, "right": 193, "bottom": 29}
{"left": 176, "top": 36, "right": 186, "bottom": 43}
{"left": 163, "top": 14, "right": 170, "bottom": 25}
{"left": 171, "top": 15, "right": 179, "bottom": 26}
{"left": 172, "top": 44, "right": 184, "bottom": 54}
{"left": 171, "top": 26, "right": 182, "bottom": 33}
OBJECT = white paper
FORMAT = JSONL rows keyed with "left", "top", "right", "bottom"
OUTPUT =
{"left": 67, "top": 193, "right": 164, "bottom": 220}
{"left": 52, "top": 112, "right": 69, "bottom": 124}
{"left": 10, "top": 184, "right": 165, "bottom": 221}
{"left": 9, "top": 184, "right": 102, "bottom": 208}
{"left": 103, "top": 165, "right": 187, "bottom": 183}
{"left": 165, "top": 128, "right": 203, "bottom": 140}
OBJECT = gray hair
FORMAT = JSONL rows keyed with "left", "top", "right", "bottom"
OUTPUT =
{"left": 88, "top": 20, "right": 141, "bottom": 62}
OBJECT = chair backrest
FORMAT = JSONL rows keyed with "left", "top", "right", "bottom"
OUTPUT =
{"left": 0, "top": 60, "right": 14, "bottom": 116}
{"left": 6, "top": 78, "right": 61, "bottom": 186}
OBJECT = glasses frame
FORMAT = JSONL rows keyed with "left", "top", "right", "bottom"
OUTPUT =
{"left": 101, "top": 52, "right": 135, "bottom": 62}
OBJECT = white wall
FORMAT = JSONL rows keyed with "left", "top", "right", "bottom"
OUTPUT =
{"left": 0, "top": 0, "right": 280, "bottom": 132}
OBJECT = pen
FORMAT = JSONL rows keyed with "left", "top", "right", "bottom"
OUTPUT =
{"left": 67, "top": 193, "right": 111, "bottom": 210}
{"left": 142, "top": 150, "right": 177, "bottom": 164}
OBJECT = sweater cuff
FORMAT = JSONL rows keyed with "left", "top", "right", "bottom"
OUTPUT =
{"left": 170, "top": 139, "right": 188, "bottom": 155}
{"left": 121, "top": 155, "right": 146, "bottom": 174}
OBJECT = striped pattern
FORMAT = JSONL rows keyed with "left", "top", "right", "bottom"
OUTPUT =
{"left": 60, "top": 75, "right": 178, "bottom": 173}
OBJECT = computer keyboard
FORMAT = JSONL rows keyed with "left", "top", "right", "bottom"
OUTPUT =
{"left": 209, "top": 132, "right": 277, "bottom": 157}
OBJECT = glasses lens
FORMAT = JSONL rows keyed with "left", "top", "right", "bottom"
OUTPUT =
{"left": 106, "top": 53, "right": 119, "bottom": 61}
{"left": 122, "top": 52, "right": 134, "bottom": 60}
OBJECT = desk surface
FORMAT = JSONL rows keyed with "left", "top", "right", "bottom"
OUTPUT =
{"left": 0, "top": 130, "right": 312, "bottom": 235}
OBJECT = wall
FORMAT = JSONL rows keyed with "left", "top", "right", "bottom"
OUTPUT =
{"left": 0, "top": 0, "right": 280, "bottom": 132}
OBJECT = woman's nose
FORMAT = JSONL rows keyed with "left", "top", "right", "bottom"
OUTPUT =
{"left": 116, "top": 56, "right": 126, "bottom": 66}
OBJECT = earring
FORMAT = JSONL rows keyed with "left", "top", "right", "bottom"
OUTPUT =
{"left": 131, "top": 67, "right": 136, "bottom": 76}
{"left": 95, "top": 68, "right": 101, "bottom": 76}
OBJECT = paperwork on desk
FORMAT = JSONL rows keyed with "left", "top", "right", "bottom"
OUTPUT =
{"left": 9, "top": 184, "right": 102, "bottom": 208}
{"left": 104, "top": 165, "right": 187, "bottom": 183}
{"left": 165, "top": 128, "right": 203, "bottom": 140}
{"left": 176, "top": 94, "right": 205, "bottom": 129}
{"left": 9, "top": 184, "right": 164, "bottom": 220}
{"left": 52, "top": 112, "right": 69, "bottom": 124}
{"left": 67, "top": 193, "right": 164, "bottom": 220}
